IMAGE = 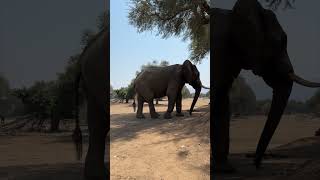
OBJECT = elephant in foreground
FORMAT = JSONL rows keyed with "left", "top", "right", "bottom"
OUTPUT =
{"left": 133, "top": 60, "right": 209, "bottom": 119}
{"left": 72, "top": 27, "right": 109, "bottom": 179}
{"left": 211, "top": 0, "right": 320, "bottom": 172}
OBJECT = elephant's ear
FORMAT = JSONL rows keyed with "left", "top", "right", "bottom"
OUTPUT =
{"left": 182, "top": 60, "right": 194, "bottom": 83}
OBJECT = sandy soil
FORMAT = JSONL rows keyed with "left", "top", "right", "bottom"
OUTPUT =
{"left": 110, "top": 98, "right": 320, "bottom": 180}
{"left": 0, "top": 98, "right": 320, "bottom": 180}
{"left": 110, "top": 98, "right": 211, "bottom": 180}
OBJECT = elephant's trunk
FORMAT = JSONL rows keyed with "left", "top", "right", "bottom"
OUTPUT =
{"left": 289, "top": 73, "right": 320, "bottom": 87}
{"left": 254, "top": 80, "right": 293, "bottom": 168}
{"left": 189, "top": 86, "right": 201, "bottom": 115}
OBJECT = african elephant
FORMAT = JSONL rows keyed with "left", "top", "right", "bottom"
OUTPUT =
{"left": 72, "top": 26, "right": 109, "bottom": 179}
{"left": 211, "top": 0, "right": 320, "bottom": 172}
{"left": 133, "top": 60, "right": 209, "bottom": 119}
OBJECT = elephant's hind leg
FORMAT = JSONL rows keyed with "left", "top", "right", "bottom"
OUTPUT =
{"left": 148, "top": 100, "right": 160, "bottom": 119}
{"left": 136, "top": 95, "right": 145, "bottom": 119}
{"left": 84, "top": 95, "right": 108, "bottom": 179}
{"left": 164, "top": 92, "right": 177, "bottom": 119}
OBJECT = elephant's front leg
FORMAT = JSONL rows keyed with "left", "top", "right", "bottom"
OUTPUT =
{"left": 175, "top": 91, "right": 184, "bottom": 117}
{"left": 164, "top": 90, "right": 178, "bottom": 119}
{"left": 212, "top": 85, "right": 236, "bottom": 173}
{"left": 147, "top": 99, "right": 160, "bottom": 119}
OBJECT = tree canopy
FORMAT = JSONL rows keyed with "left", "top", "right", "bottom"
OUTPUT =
{"left": 9, "top": 11, "right": 108, "bottom": 131}
{"left": 128, "top": 0, "right": 295, "bottom": 63}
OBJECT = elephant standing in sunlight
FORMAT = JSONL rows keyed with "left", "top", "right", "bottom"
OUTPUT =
{"left": 211, "top": 0, "right": 320, "bottom": 172}
{"left": 72, "top": 26, "right": 109, "bottom": 179}
{"left": 132, "top": 60, "right": 209, "bottom": 119}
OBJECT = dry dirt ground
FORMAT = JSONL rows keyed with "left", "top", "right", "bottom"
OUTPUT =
{"left": 0, "top": 98, "right": 320, "bottom": 180}
{"left": 110, "top": 98, "right": 210, "bottom": 180}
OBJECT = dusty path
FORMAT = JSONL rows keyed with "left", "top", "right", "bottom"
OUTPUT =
{"left": 110, "top": 98, "right": 211, "bottom": 180}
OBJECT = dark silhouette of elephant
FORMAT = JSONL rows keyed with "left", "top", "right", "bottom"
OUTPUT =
{"left": 72, "top": 26, "right": 109, "bottom": 179}
{"left": 133, "top": 60, "right": 209, "bottom": 119}
{"left": 211, "top": 0, "right": 320, "bottom": 172}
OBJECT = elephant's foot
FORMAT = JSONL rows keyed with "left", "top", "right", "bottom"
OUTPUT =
{"left": 176, "top": 112, "right": 184, "bottom": 117}
{"left": 150, "top": 112, "right": 160, "bottom": 119}
{"left": 84, "top": 163, "right": 108, "bottom": 180}
{"left": 164, "top": 112, "right": 172, "bottom": 119}
{"left": 84, "top": 172, "right": 108, "bottom": 180}
{"left": 212, "top": 160, "right": 236, "bottom": 174}
{"left": 136, "top": 114, "right": 145, "bottom": 119}
{"left": 210, "top": 157, "right": 236, "bottom": 174}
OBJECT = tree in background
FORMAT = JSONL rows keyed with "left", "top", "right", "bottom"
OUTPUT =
{"left": 0, "top": 74, "right": 10, "bottom": 116}
{"left": 256, "top": 99, "right": 272, "bottom": 115}
{"left": 125, "top": 82, "right": 135, "bottom": 103}
{"left": 181, "top": 86, "right": 191, "bottom": 98}
{"left": 114, "top": 88, "right": 127, "bottom": 103}
{"left": 137, "top": 60, "right": 170, "bottom": 75}
{"left": 129, "top": 0, "right": 210, "bottom": 62}
{"left": 11, "top": 81, "right": 58, "bottom": 130}
{"left": 230, "top": 76, "right": 256, "bottom": 116}
{"left": 128, "top": 0, "right": 294, "bottom": 63}
{"left": 110, "top": 84, "right": 115, "bottom": 99}
{"left": 306, "top": 89, "right": 320, "bottom": 116}
{"left": 205, "top": 90, "right": 210, "bottom": 98}
{"left": 7, "top": 11, "right": 108, "bottom": 132}
{"left": 285, "top": 100, "right": 309, "bottom": 114}
{"left": 0, "top": 74, "right": 9, "bottom": 99}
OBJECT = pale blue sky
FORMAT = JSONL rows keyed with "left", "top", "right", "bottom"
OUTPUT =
{"left": 110, "top": 0, "right": 210, "bottom": 92}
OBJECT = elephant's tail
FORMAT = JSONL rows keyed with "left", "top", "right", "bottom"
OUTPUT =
{"left": 72, "top": 72, "right": 83, "bottom": 160}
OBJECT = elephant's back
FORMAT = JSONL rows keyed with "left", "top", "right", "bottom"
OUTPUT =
{"left": 81, "top": 28, "right": 109, "bottom": 103}
{"left": 134, "top": 66, "right": 177, "bottom": 97}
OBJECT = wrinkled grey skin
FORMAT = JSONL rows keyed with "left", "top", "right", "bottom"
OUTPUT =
{"left": 73, "top": 27, "right": 109, "bottom": 180}
{"left": 211, "top": 0, "right": 320, "bottom": 172}
{"left": 133, "top": 60, "right": 206, "bottom": 119}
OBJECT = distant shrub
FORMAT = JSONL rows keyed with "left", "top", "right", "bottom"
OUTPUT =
{"left": 285, "top": 100, "right": 309, "bottom": 114}
{"left": 306, "top": 90, "right": 320, "bottom": 115}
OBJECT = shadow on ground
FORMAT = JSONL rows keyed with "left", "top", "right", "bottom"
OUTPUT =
{"left": 111, "top": 105, "right": 210, "bottom": 144}
{"left": 0, "top": 162, "right": 110, "bottom": 180}
{"left": 214, "top": 137, "right": 320, "bottom": 180}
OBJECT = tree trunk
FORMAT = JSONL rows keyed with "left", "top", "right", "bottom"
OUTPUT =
{"left": 50, "top": 111, "right": 60, "bottom": 132}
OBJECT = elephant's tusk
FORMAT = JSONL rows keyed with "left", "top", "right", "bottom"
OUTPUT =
{"left": 289, "top": 73, "right": 320, "bottom": 88}
{"left": 201, "top": 85, "right": 210, "bottom": 89}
